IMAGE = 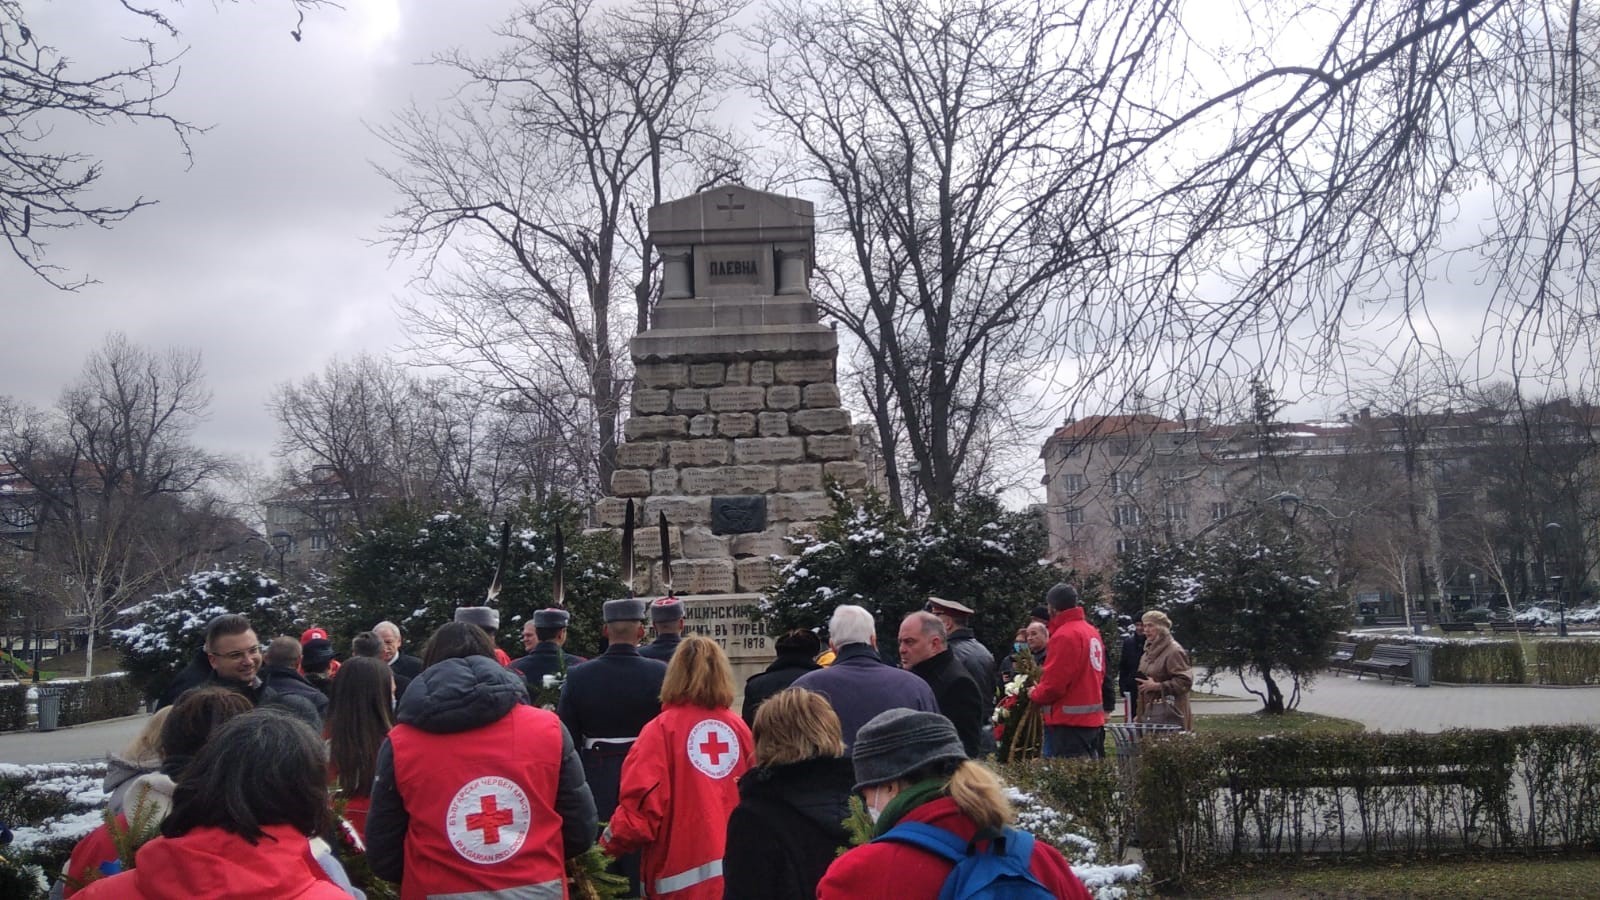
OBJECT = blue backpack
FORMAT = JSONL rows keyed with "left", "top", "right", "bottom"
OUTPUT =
{"left": 874, "top": 821, "right": 1056, "bottom": 900}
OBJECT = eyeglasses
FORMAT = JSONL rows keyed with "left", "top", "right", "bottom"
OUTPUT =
{"left": 207, "top": 646, "right": 262, "bottom": 662}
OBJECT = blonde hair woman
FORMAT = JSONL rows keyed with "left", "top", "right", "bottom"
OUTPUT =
{"left": 817, "top": 709, "right": 1091, "bottom": 899}
{"left": 602, "top": 635, "right": 754, "bottom": 899}
{"left": 1136, "top": 610, "right": 1194, "bottom": 730}
{"left": 724, "top": 689, "right": 853, "bottom": 900}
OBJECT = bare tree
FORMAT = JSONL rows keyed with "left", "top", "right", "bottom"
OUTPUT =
{"left": 0, "top": 334, "right": 231, "bottom": 675}
{"left": 375, "top": 0, "right": 744, "bottom": 498}
{"left": 0, "top": 1, "right": 332, "bottom": 288}
{"left": 744, "top": 0, "right": 1174, "bottom": 509}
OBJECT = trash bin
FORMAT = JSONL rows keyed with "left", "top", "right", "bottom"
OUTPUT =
{"left": 1411, "top": 644, "right": 1432, "bottom": 688}
{"left": 36, "top": 686, "right": 62, "bottom": 731}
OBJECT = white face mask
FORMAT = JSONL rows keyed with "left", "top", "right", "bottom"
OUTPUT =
{"left": 865, "top": 786, "right": 889, "bottom": 823}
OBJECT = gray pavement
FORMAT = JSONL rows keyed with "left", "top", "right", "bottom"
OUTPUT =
{"left": 0, "top": 713, "right": 150, "bottom": 765}
{"left": 1193, "top": 670, "right": 1600, "bottom": 732}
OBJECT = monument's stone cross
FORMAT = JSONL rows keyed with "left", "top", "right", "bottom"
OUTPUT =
{"left": 594, "top": 185, "right": 867, "bottom": 674}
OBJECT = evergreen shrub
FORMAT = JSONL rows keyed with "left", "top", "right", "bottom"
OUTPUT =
{"left": 1535, "top": 640, "right": 1600, "bottom": 685}
{"left": 0, "top": 682, "right": 25, "bottom": 731}
{"left": 55, "top": 674, "right": 142, "bottom": 727}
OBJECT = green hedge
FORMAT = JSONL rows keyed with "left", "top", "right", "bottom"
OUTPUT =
{"left": 1535, "top": 641, "right": 1600, "bottom": 685}
{"left": 997, "top": 757, "right": 1125, "bottom": 855}
{"left": 0, "top": 683, "right": 26, "bottom": 731}
{"left": 1346, "top": 636, "right": 1527, "bottom": 683}
{"left": 1136, "top": 726, "right": 1600, "bottom": 888}
{"left": 54, "top": 674, "right": 142, "bottom": 726}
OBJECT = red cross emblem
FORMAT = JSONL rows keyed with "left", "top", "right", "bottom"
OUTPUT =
{"left": 447, "top": 776, "right": 531, "bottom": 864}
{"left": 466, "top": 794, "right": 515, "bottom": 844}
{"left": 687, "top": 718, "right": 741, "bottom": 779}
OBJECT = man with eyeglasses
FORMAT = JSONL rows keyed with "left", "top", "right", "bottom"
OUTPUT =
{"left": 202, "top": 613, "right": 280, "bottom": 707}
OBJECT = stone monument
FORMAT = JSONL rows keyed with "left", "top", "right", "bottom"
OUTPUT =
{"left": 594, "top": 185, "right": 867, "bottom": 683}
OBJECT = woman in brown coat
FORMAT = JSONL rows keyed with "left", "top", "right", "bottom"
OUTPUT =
{"left": 1135, "top": 610, "right": 1193, "bottom": 730}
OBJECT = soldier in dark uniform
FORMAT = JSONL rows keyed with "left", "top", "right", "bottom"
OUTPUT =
{"left": 638, "top": 596, "right": 685, "bottom": 661}
{"left": 558, "top": 598, "right": 666, "bottom": 896}
{"left": 510, "top": 608, "right": 588, "bottom": 687}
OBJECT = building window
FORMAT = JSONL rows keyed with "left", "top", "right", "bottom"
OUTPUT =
{"left": 1063, "top": 506, "right": 1085, "bottom": 524}
{"left": 1116, "top": 538, "right": 1145, "bottom": 555}
{"left": 1109, "top": 473, "right": 1140, "bottom": 495}
{"left": 1209, "top": 502, "right": 1232, "bottom": 522}
{"left": 1164, "top": 503, "right": 1188, "bottom": 522}
{"left": 310, "top": 533, "right": 328, "bottom": 551}
{"left": 1060, "top": 473, "right": 1087, "bottom": 493}
{"left": 1113, "top": 505, "right": 1141, "bottom": 527}
{"left": 1207, "top": 468, "right": 1226, "bottom": 487}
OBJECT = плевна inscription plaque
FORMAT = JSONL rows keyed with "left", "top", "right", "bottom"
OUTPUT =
{"left": 711, "top": 496, "right": 766, "bottom": 535}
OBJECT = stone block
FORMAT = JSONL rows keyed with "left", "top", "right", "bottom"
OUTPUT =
{"left": 772, "top": 491, "right": 833, "bottom": 522}
{"left": 657, "top": 557, "right": 736, "bottom": 595}
{"left": 824, "top": 461, "right": 870, "bottom": 489}
{"left": 623, "top": 415, "right": 688, "bottom": 440}
{"left": 736, "top": 557, "right": 778, "bottom": 592}
{"left": 593, "top": 497, "right": 630, "bottom": 527}
{"left": 636, "top": 526, "right": 682, "bottom": 559}
{"left": 636, "top": 362, "right": 689, "bottom": 389}
{"left": 610, "top": 469, "right": 652, "bottom": 497}
{"left": 690, "top": 362, "right": 726, "bottom": 386}
{"left": 790, "top": 408, "right": 852, "bottom": 435}
{"left": 672, "top": 388, "right": 708, "bottom": 413}
{"left": 680, "top": 526, "right": 731, "bottom": 558}
{"left": 688, "top": 414, "right": 717, "bottom": 437}
{"left": 709, "top": 386, "right": 767, "bottom": 413}
{"left": 632, "top": 388, "right": 672, "bottom": 415}
{"left": 765, "top": 385, "right": 801, "bottom": 410}
{"left": 678, "top": 467, "right": 726, "bottom": 495}
{"left": 732, "top": 529, "right": 787, "bottom": 559}
{"left": 717, "top": 412, "right": 757, "bottom": 437}
{"left": 725, "top": 465, "right": 778, "bottom": 493}
{"left": 802, "top": 383, "right": 842, "bottom": 408}
{"left": 616, "top": 441, "right": 663, "bottom": 468}
{"left": 750, "top": 361, "right": 776, "bottom": 385}
{"left": 644, "top": 495, "right": 712, "bottom": 526}
{"left": 777, "top": 463, "right": 824, "bottom": 492}
{"left": 758, "top": 412, "right": 790, "bottom": 436}
{"left": 786, "top": 520, "right": 821, "bottom": 540}
{"left": 775, "top": 359, "right": 833, "bottom": 384}
{"left": 651, "top": 469, "right": 680, "bottom": 494}
{"left": 669, "top": 440, "right": 731, "bottom": 468}
{"left": 725, "top": 362, "right": 751, "bottom": 386}
{"left": 806, "top": 434, "right": 858, "bottom": 461}
{"left": 734, "top": 437, "right": 806, "bottom": 465}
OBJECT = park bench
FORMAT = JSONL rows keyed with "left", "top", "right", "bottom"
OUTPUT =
{"left": 1489, "top": 621, "right": 1541, "bottom": 634}
{"left": 1352, "top": 644, "right": 1413, "bottom": 683}
{"left": 1440, "top": 622, "right": 1480, "bottom": 633}
{"left": 1328, "top": 641, "right": 1357, "bottom": 673}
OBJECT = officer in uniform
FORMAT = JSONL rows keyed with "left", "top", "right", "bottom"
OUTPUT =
{"left": 511, "top": 607, "right": 588, "bottom": 686}
{"left": 638, "top": 596, "right": 685, "bottom": 661}
{"left": 558, "top": 598, "right": 666, "bottom": 896}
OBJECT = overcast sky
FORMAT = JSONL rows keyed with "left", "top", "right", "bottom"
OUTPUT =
{"left": 3, "top": 1, "right": 521, "bottom": 471}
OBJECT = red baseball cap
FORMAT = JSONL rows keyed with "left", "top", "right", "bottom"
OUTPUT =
{"left": 300, "top": 627, "right": 329, "bottom": 644}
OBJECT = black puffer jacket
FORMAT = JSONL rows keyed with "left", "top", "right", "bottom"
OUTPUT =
{"left": 740, "top": 652, "right": 821, "bottom": 726}
{"left": 723, "top": 756, "right": 854, "bottom": 900}
{"left": 365, "top": 655, "right": 597, "bottom": 883}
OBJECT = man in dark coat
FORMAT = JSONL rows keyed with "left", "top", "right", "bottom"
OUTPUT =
{"left": 301, "top": 638, "right": 336, "bottom": 697}
{"left": 557, "top": 598, "right": 666, "bottom": 896}
{"left": 741, "top": 629, "right": 822, "bottom": 726}
{"left": 511, "top": 608, "right": 588, "bottom": 686}
{"left": 638, "top": 596, "right": 684, "bottom": 661}
{"left": 1117, "top": 617, "right": 1147, "bottom": 719}
{"left": 373, "top": 620, "right": 424, "bottom": 680}
{"left": 898, "top": 611, "right": 985, "bottom": 758}
{"left": 926, "top": 596, "right": 996, "bottom": 754}
{"left": 792, "top": 605, "right": 938, "bottom": 751}
{"left": 257, "top": 636, "right": 329, "bottom": 722}
{"left": 155, "top": 646, "right": 213, "bottom": 710}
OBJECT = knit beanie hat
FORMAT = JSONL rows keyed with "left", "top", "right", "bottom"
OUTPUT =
{"left": 851, "top": 708, "right": 968, "bottom": 791}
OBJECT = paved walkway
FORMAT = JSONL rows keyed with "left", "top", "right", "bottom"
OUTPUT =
{"left": 0, "top": 713, "right": 150, "bottom": 765}
{"left": 1193, "top": 670, "right": 1600, "bottom": 732}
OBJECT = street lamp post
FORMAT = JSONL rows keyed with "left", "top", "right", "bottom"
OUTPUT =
{"left": 1545, "top": 522, "right": 1568, "bottom": 638}
{"left": 269, "top": 531, "right": 292, "bottom": 579}
{"left": 1468, "top": 572, "right": 1478, "bottom": 611}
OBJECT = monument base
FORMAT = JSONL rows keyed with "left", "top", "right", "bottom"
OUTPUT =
{"left": 677, "top": 592, "right": 777, "bottom": 697}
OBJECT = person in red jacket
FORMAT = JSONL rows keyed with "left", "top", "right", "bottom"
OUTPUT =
{"left": 816, "top": 708, "right": 1090, "bottom": 899}
{"left": 76, "top": 709, "right": 355, "bottom": 899}
{"left": 1028, "top": 582, "right": 1108, "bottom": 758}
{"left": 601, "top": 635, "right": 754, "bottom": 898}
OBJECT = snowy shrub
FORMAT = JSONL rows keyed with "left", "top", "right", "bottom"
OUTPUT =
{"left": 0, "top": 761, "right": 110, "bottom": 898}
{"left": 999, "top": 759, "right": 1142, "bottom": 899}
